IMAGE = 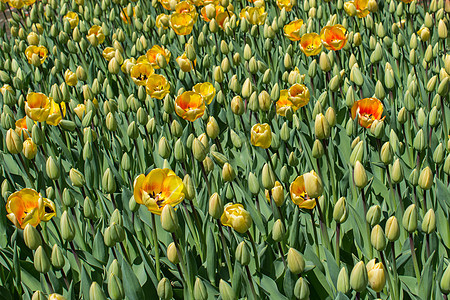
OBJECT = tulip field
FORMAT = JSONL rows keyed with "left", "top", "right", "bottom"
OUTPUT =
{"left": 1, "top": 0, "right": 450, "bottom": 298}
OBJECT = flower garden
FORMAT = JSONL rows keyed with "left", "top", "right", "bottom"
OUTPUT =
{"left": 0, "top": 0, "right": 449, "bottom": 299}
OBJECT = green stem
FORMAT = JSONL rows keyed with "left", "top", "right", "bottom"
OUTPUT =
{"left": 247, "top": 231, "right": 260, "bottom": 271}
{"left": 409, "top": 233, "right": 421, "bottom": 285}
{"left": 309, "top": 210, "right": 321, "bottom": 260}
{"left": 151, "top": 213, "right": 161, "bottom": 281}
{"left": 218, "top": 221, "right": 234, "bottom": 280}
{"left": 171, "top": 233, "right": 194, "bottom": 298}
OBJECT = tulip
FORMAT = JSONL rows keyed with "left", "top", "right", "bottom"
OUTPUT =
{"left": 366, "top": 260, "right": 386, "bottom": 292}
{"left": 250, "top": 123, "right": 272, "bottom": 149}
{"left": 220, "top": 203, "right": 252, "bottom": 233}
{"left": 300, "top": 33, "right": 322, "bottom": 56}
{"left": 175, "top": 91, "right": 205, "bottom": 122}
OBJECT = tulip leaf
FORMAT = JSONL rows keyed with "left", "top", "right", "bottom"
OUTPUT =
{"left": 259, "top": 274, "right": 288, "bottom": 300}
{"left": 121, "top": 259, "right": 145, "bottom": 300}
{"left": 419, "top": 251, "right": 435, "bottom": 300}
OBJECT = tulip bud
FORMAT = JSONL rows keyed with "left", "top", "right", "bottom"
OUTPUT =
{"left": 422, "top": 209, "right": 436, "bottom": 234}
{"left": 157, "top": 278, "right": 173, "bottom": 300}
{"left": 337, "top": 267, "right": 350, "bottom": 293}
{"left": 230, "top": 96, "right": 244, "bottom": 115}
{"left": 6, "top": 129, "right": 22, "bottom": 154}
{"left": 108, "top": 273, "right": 124, "bottom": 300}
{"left": 371, "top": 225, "right": 386, "bottom": 251}
{"left": 287, "top": 248, "right": 305, "bottom": 274}
{"left": 402, "top": 204, "right": 418, "bottom": 233}
{"left": 222, "top": 163, "right": 236, "bottom": 182}
{"left": 272, "top": 219, "right": 286, "bottom": 242}
{"left": 207, "top": 117, "right": 220, "bottom": 139}
{"left": 219, "top": 280, "right": 235, "bottom": 300}
{"left": 354, "top": 161, "right": 368, "bottom": 189}
{"left": 69, "top": 168, "right": 85, "bottom": 187}
{"left": 61, "top": 210, "right": 75, "bottom": 241}
{"left": 32, "top": 291, "right": 46, "bottom": 300}
{"left": 319, "top": 52, "right": 331, "bottom": 72}
{"left": 315, "top": 113, "right": 330, "bottom": 140}
{"left": 366, "top": 205, "right": 381, "bottom": 226}
{"left": 380, "top": 142, "right": 393, "bottom": 165}
{"left": 34, "top": 246, "right": 51, "bottom": 273}
{"left": 102, "top": 168, "right": 116, "bottom": 194}
{"left": 350, "top": 141, "right": 364, "bottom": 166}
{"left": 209, "top": 193, "right": 223, "bottom": 219}
{"left": 333, "top": 197, "right": 348, "bottom": 223}
{"left": 89, "top": 282, "right": 107, "bottom": 300}
{"left": 294, "top": 277, "right": 310, "bottom": 300}
{"left": 262, "top": 163, "right": 276, "bottom": 190}
{"left": 194, "top": 278, "right": 208, "bottom": 300}
{"left": 24, "top": 223, "right": 42, "bottom": 250}
{"left": 248, "top": 172, "right": 260, "bottom": 195}
{"left": 385, "top": 216, "right": 400, "bottom": 242}
{"left": 350, "top": 261, "right": 368, "bottom": 292}
{"left": 167, "top": 242, "right": 179, "bottom": 264}
{"left": 51, "top": 244, "right": 65, "bottom": 270}
{"left": 303, "top": 171, "right": 323, "bottom": 198}
{"left": 438, "top": 19, "right": 448, "bottom": 39}
{"left": 235, "top": 241, "right": 251, "bottom": 266}
{"left": 418, "top": 167, "right": 433, "bottom": 190}
{"left": 161, "top": 205, "right": 178, "bottom": 233}
{"left": 440, "top": 263, "right": 450, "bottom": 294}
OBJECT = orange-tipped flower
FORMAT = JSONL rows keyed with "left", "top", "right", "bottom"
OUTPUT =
{"left": 25, "top": 45, "right": 48, "bottom": 65}
{"left": 170, "top": 13, "right": 195, "bottom": 35}
{"left": 276, "top": 0, "right": 293, "bottom": 11}
{"left": 276, "top": 89, "right": 297, "bottom": 116}
{"left": 146, "top": 45, "right": 171, "bottom": 69}
{"left": 130, "top": 63, "right": 155, "bottom": 86}
{"left": 290, "top": 175, "right": 317, "bottom": 209}
{"left": 220, "top": 203, "right": 252, "bottom": 233}
{"left": 25, "top": 92, "right": 51, "bottom": 122}
{"left": 216, "top": 11, "right": 236, "bottom": 30}
{"left": 63, "top": 12, "right": 79, "bottom": 29}
{"left": 283, "top": 19, "right": 303, "bottom": 41}
{"left": 351, "top": 97, "right": 384, "bottom": 128}
{"left": 251, "top": 123, "right": 272, "bottom": 149}
{"left": 345, "top": 0, "right": 370, "bottom": 18}
{"left": 46, "top": 100, "right": 66, "bottom": 126}
{"left": 176, "top": 1, "right": 198, "bottom": 21}
{"left": 320, "top": 25, "right": 348, "bottom": 51}
{"left": 300, "top": 33, "right": 323, "bottom": 57}
{"left": 15, "top": 117, "right": 30, "bottom": 138}
{"left": 133, "top": 169, "right": 185, "bottom": 215}
{"left": 288, "top": 83, "right": 310, "bottom": 109}
{"left": 201, "top": 5, "right": 225, "bottom": 22}
{"left": 175, "top": 91, "right": 206, "bottom": 122}
{"left": 6, "top": 188, "right": 56, "bottom": 229}
{"left": 145, "top": 74, "right": 171, "bottom": 100}
{"left": 193, "top": 82, "right": 216, "bottom": 104}
{"left": 120, "top": 7, "right": 135, "bottom": 24}
{"left": 176, "top": 53, "right": 196, "bottom": 72}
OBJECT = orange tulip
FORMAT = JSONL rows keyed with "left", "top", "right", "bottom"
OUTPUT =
{"left": 6, "top": 188, "right": 56, "bottom": 229}
{"left": 251, "top": 123, "right": 272, "bottom": 149}
{"left": 288, "top": 84, "right": 310, "bottom": 108}
{"left": 283, "top": 19, "right": 303, "bottom": 41}
{"left": 63, "top": 12, "right": 79, "bottom": 29}
{"left": 145, "top": 74, "right": 171, "bottom": 100}
{"left": 276, "top": 89, "right": 297, "bottom": 116}
{"left": 25, "top": 45, "right": 48, "bottom": 65}
{"left": 133, "top": 168, "right": 185, "bottom": 215}
{"left": 170, "top": 13, "right": 195, "bottom": 35}
{"left": 174, "top": 91, "right": 206, "bottom": 121}
{"left": 220, "top": 203, "right": 252, "bottom": 233}
{"left": 120, "top": 7, "right": 135, "bottom": 24}
{"left": 344, "top": 0, "right": 370, "bottom": 18}
{"left": 193, "top": 82, "right": 216, "bottom": 104}
{"left": 146, "top": 45, "right": 171, "bottom": 69}
{"left": 300, "top": 33, "right": 323, "bottom": 56}
{"left": 201, "top": 4, "right": 225, "bottom": 22}
{"left": 46, "top": 100, "right": 66, "bottom": 126}
{"left": 320, "top": 25, "right": 348, "bottom": 51}
{"left": 130, "top": 63, "right": 155, "bottom": 86}
{"left": 290, "top": 175, "right": 317, "bottom": 209}
{"left": 351, "top": 97, "right": 384, "bottom": 128}
{"left": 25, "top": 92, "right": 51, "bottom": 122}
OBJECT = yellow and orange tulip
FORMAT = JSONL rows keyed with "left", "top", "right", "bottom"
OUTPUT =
{"left": 193, "top": 82, "right": 216, "bottom": 105}
{"left": 145, "top": 74, "right": 171, "bottom": 100}
{"left": 290, "top": 175, "right": 317, "bottom": 209}
{"left": 320, "top": 25, "right": 348, "bottom": 51}
{"left": 25, "top": 92, "right": 51, "bottom": 122}
{"left": 25, "top": 45, "right": 48, "bottom": 65}
{"left": 300, "top": 33, "right": 323, "bottom": 56}
{"left": 130, "top": 63, "right": 155, "bottom": 86}
{"left": 288, "top": 84, "right": 310, "bottom": 109}
{"left": 174, "top": 91, "right": 206, "bottom": 122}
{"left": 351, "top": 97, "right": 384, "bottom": 128}
{"left": 283, "top": 19, "right": 303, "bottom": 41}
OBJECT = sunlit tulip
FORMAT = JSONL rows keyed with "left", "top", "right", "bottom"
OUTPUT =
{"left": 63, "top": 12, "right": 79, "bottom": 29}
{"left": 46, "top": 100, "right": 66, "bottom": 126}
{"left": 290, "top": 175, "right": 317, "bottom": 209}
{"left": 351, "top": 98, "right": 384, "bottom": 128}
{"left": 284, "top": 19, "right": 304, "bottom": 41}
{"left": 320, "top": 25, "right": 348, "bottom": 51}
{"left": 174, "top": 91, "right": 205, "bottom": 121}
{"left": 220, "top": 203, "right": 252, "bottom": 233}
{"left": 25, "top": 45, "right": 48, "bottom": 65}
{"left": 251, "top": 123, "right": 272, "bottom": 149}
{"left": 193, "top": 82, "right": 216, "bottom": 104}
{"left": 25, "top": 92, "right": 51, "bottom": 122}
{"left": 288, "top": 84, "right": 310, "bottom": 109}
{"left": 147, "top": 45, "right": 171, "bottom": 69}
{"left": 145, "top": 74, "right": 171, "bottom": 100}
{"left": 300, "top": 33, "right": 323, "bottom": 56}
{"left": 130, "top": 63, "right": 155, "bottom": 86}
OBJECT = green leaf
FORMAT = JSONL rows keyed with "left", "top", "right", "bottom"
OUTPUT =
{"left": 259, "top": 275, "right": 289, "bottom": 300}
{"left": 418, "top": 251, "right": 435, "bottom": 300}
{"left": 80, "top": 265, "right": 92, "bottom": 300}
{"left": 121, "top": 259, "right": 145, "bottom": 300}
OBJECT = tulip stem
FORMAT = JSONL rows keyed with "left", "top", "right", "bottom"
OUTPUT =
{"left": 309, "top": 210, "right": 321, "bottom": 260}
{"left": 426, "top": 234, "right": 431, "bottom": 258}
{"left": 355, "top": 292, "right": 360, "bottom": 300}
{"left": 60, "top": 268, "right": 70, "bottom": 290}
{"left": 395, "top": 184, "right": 404, "bottom": 214}
{"left": 151, "top": 213, "right": 161, "bottom": 282}
{"left": 200, "top": 162, "right": 211, "bottom": 196}
{"left": 361, "top": 189, "right": 373, "bottom": 258}
{"left": 245, "top": 265, "right": 258, "bottom": 300}
{"left": 171, "top": 233, "right": 194, "bottom": 298}
{"left": 69, "top": 241, "right": 81, "bottom": 270}
{"left": 218, "top": 220, "right": 234, "bottom": 280}
{"left": 44, "top": 273, "right": 54, "bottom": 294}
{"left": 247, "top": 231, "right": 260, "bottom": 272}
{"left": 278, "top": 242, "right": 287, "bottom": 269}
{"left": 422, "top": 190, "right": 427, "bottom": 213}
{"left": 335, "top": 223, "right": 340, "bottom": 267}
{"left": 315, "top": 199, "right": 332, "bottom": 253}
{"left": 409, "top": 233, "right": 421, "bottom": 285}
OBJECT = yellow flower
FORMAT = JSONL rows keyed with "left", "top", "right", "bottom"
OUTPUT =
{"left": 303, "top": 170, "right": 323, "bottom": 198}
{"left": 276, "top": 89, "right": 297, "bottom": 116}
{"left": 64, "top": 70, "right": 78, "bottom": 86}
{"left": 156, "top": 14, "right": 170, "bottom": 29}
{"left": 351, "top": 97, "right": 384, "bottom": 128}
{"left": 170, "top": 12, "right": 195, "bottom": 35}
{"left": 15, "top": 117, "right": 30, "bottom": 139}
{"left": 158, "top": 0, "right": 172, "bottom": 10}
{"left": 176, "top": 53, "right": 196, "bottom": 72}
{"left": 102, "top": 47, "right": 116, "bottom": 61}
{"left": 145, "top": 74, "right": 171, "bottom": 100}
{"left": 74, "top": 104, "right": 86, "bottom": 120}
{"left": 130, "top": 63, "right": 155, "bottom": 86}
{"left": 25, "top": 92, "right": 51, "bottom": 122}
{"left": 46, "top": 100, "right": 66, "bottom": 126}
{"left": 193, "top": 82, "right": 216, "bottom": 104}
{"left": 320, "top": 25, "right": 348, "bottom": 51}
{"left": 216, "top": 11, "right": 236, "bottom": 30}
{"left": 146, "top": 45, "right": 171, "bottom": 69}
{"left": 277, "top": 0, "right": 293, "bottom": 11}
{"left": 290, "top": 175, "right": 316, "bottom": 209}
{"left": 265, "top": 181, "right": 284, "bottom": 207}
{"left": 120, "top": 7, "right": 135, "bottom": 24}
{"left": 366, "top": 259, "right": 386, "bottom": 292}
{"left": 283, "top": 19, "right": 303, "bottom": 41}
{"left": 220, "top": 203, "right": 252, "bottom": 233}
{"left": 300, "top": 33, "right": 323, "bottom": 56}
{"left": 63, "top": 12, "right": 79, "bottom": 29}
{"left": 25, "top": 45, "right": 48, "bottom": 65}
{"left": 23, "top": 138, "right": 37, "bottom": 159}
{"left": 201, "top": 4, "right": 225, "bottom": 22}
{"left": 6, "top": 188, "right": 56, "bottom": 229}
{"left": 288, "top": 84, "right": 310, "bottom": 109}
{"left": 0, "top": 84, "right": 14, "bottom": 96}
{"left": 8, "top": 0, "right": 25, "bottom": 9}
{"left": 345, "top": 0, "right": 370, "bottom": 18}
{"left": 240, "top": 6, "right": 267, "bottom": 25}
{"left": 176, "top": 1, "right": 198, "bottom": 21}
{"left": 251, "top": 123, "right": 272, "bottom": 149}
{"left": 121, "top": 57, "right": 137, "bottom": 74}
{"left": 87, "top": 25, "right": 105, "bottom": 45}
{"left": 175, "top": 91, "right": 206, "bottom": 122}
{"left": 133, "top": 168, "right": 185, "bottom": 215}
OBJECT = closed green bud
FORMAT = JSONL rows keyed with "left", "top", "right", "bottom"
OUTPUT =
{"left": 333, "top": 197, "right": 348, "bottom": 223}
{"left": 438, "top": 77, "right": 449, "bottom": 96}
{"left": 108, "top": 273, "right": 124, "bottom": 300}
{"left": 366, "top": 205, "right": 381, "bottom": 226}
{"left": 90, "top": 282, "right": 107, "bottom": 300}
{"left": 374, "top": 80, "right": 386, "bottom": 100}
{"left": 61, "top": 188, "right": 74, "bottom": 208}
{"left": 440, "top": 263, "right": 450, "bottom": 294}
{"left": 30, "top": 124, "right": 44, "bottom": 146}
{"left": 294, "top": 277, "right": 310, "bottom": 300}
{"left": 380, "top": 142, "right": 393, "bottom": 164}
{"left": 272, "top": 219, "right": 286, "bottom": 242}
{"left": 158, "top": 137, "right": 170, "bottom": 159}
{"left": 69, "top": 168, "right": 85, "bottom": 187}
{"left": 161, "top": 204, "right": 178, "bottom": 233}
{"left": 402, "top": 204, "right": 418, "bottom": 233}
{"left": 315, "top": 113, "right": 330, "bottom": 140}
{"left": 183, "top": 174, "right": 196, "bottom": 201}
{"left": 391, "top": 159, "right": 403, "bottom": 183}
{"left": 354, "top": 161, "right": 368, "bottom": 189}
{"left": 127, "top": 121, "right": 139, "bottom": 140}
{"left": 157, "top": 278, "right": 173, "bottom": 300}
{"left": 271, "top": 83, "right": 280, "bottom": 101}
{"left": 434, "top": 143, "right": 444, "bottom": 164}
{"left": 429, "top": 106, "right": 439, "bottom": 128}
{"left": 166, "top": 242, "right": 180, "bottom": 265}
{"left": 194, "top": 278, "right": 208, "bottom": 300}
{"left": 174, "top": 139, "right": 186, "bottom": 161}
{"left": 337, "top": 267, "right": 350, "bottom": 293}
{"left": 34, "top": 246, "right": 51, "bottom": 273}
{"left": 350, "top": 65, "right": 364, "bottom": 86}
{"left": 350, "top": 261, "right": 368, "bottom": 292}
{"left": 350, "top": 141, "right": 364, "bottom": 166}
{"left": 235, "top": 241, "right": 251, "bottom": 266}
{"left": 84, "top": 196, "right": 96, "bottom": 219}
{"left": 371, "top": 225, "right": 386, "bottom": 251}
{"left": 222, "top": 163, "right": 236, "bottom": 182}
{"left": 385, "top": 216, "right": 400, "bottom": 242}
{"left": 6, "top": 129, "right": 22, "bottom": 154}
{"left": 346, "top": 118, "right": 354, "bottom": 136}
{"left": 61, "top": 210, "right": 75, "bottom": 241}
{"left": 319, "top": 52, "right": 331, "bottom": 72}
{"left": 191, "top": 138, "right": 206, "bottom": 161}
{"left": 444, "top": 155, "right": 450, "bottom": 175}
{"left": 24, "top": 223, "right": 42, "bottom": 250}
{"left": 51, "top": 244, "right": 65, "bottom": 270}
{"left": 418, "top": 166, "right": 433, "bottom": 190}
{"left": 102, "top": 168, "right": 116, "bottom": 194}
{"left": 287, "top": 248, "right": 305, "bottom": 274}
{"left": 312, "top": 139, "right": 324, "bottom": 158}
{"left": 32, "top": 291, "right": 45, "bottom": 300}
{"left": 248, "top": 172, "right": 260, "bottom": 195}
{"left": 262, "top": 163, "right": 276, "bottom": 190}
{"left": 422, "top": 209, "right": 436, "bottom": 234}
{"left": 209, "top": 193, "right": 223, "bottom": 219}
{"left": 219, "top": 280, "right": 235, "bottom": 300}
{"left": 46, "top": 157, "right": 60, "bottom": 180}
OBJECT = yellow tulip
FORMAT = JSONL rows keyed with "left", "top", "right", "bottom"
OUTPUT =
{"left": 220, "top": 203, "right": 252, "bottom": 233}
{"left": 251, "top": 123, "right": 272, "bottom": 149}
{"left": 145, "top": 74, "right": 171, "bottom": 100}
{"left": 64, "top": 70, "right": 78, "bottom": 86}
{"left": 47, "top": 100, "right": 66, "bottom": 126}
{"left": 130, "top": 63, "right": 155, "bottom": 86}
{"left": 290, "top": 175, "right": 317, "bottom": 209}
{"left": 25, "top": 45, "right": 48, "bottom": 65}
{"left": 170, "top": 13, "right": 195, "bottom": 36}
{"left": 193, "top": 82, "right": 216, "bottom": 104}
{"left": 299, "top": 33, "right": 323, "bottom": 57}
{"left": 146, "top": 45, "right": 171, "bottom": 69}
{"left": 25, "top": 92, "right": 51, "bottom": 122}
{"left": 174, "top": 91, "right": 206, "bottom": 122}
{"left": 366, "top": 259, "right": 386, "bottom": 292}
{"left": 288, "top": 84, "right": 310, "bottom": 109}
{"left": 63, "top": 12, "right": 79, "bottom": 29}
{"left": 284, "top": 19, "right": 304, "bottom": 41}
